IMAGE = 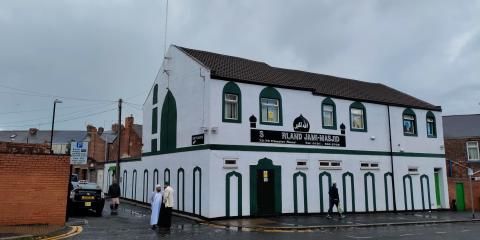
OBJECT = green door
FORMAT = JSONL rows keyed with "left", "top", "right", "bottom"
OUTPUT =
{"left": 434, "top": 172, "right": 441, "bottom": 208}
{"left": 455, "top": 183, "right": 465, "bottom": 211}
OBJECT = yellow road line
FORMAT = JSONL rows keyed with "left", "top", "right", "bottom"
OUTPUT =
{"left": 41, "top": 226, "right": 83, "bottom": 240}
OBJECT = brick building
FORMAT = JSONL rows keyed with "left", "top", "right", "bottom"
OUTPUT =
{"left": 443, "top": 114, "right": 480, "bottom": 211}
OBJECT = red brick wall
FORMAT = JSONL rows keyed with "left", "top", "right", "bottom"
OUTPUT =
{"left": 109, "top": 123, "right": 142, "bottom": 160}
{"left": 448, "top": 178, "right": 480, "bottom": 211}
{"left": 0, "top": 154, "right": 69, "bottom": 226}
{"left": 0, "top": 142, "right": 50, "bottom": 155}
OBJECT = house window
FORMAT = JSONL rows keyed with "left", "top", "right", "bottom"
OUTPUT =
{"left": 152, "top": 84, "right": 158, "bottom": 104}
{"left": 350, "top": 102, "right": 367, "bottom": 131}
{"left": 408, "top": 166, "right": 419, "bottom": 175}
{"left": 402, "top": 108, "right": 417, "bottom": 136}
{"left": 426, "top": 111, "right": 437, "bottom": 138}
{"left": 360, "top": 162, "right": 380, "bottom": 170}
{"left": 151, "top": 107, "right": 158, "bottom": 134}
{"left": 322, "top": 98, "right": 336, "bottom": 129}
{"left": 223, "top": 158, "right": 238, "bottom": 169}
{"left": 222, "top": 82, "right": 242, "bottom": 123}
{"left": 259, "top": 87, "right": 282, "bottom": 125}
{"left": 261, "top": 98, "right": 279, "bottom": 123}
{"left": 296, "top": 160, "right": 308, "bottom": 169}
{"left": 467, "top": 141, "right": 480, "bottom": 161}
{"left": 319, "top": 160, "right": 342, "bottom": 170}
{"left": 224, "top": 94, "right": 238, "bottom": 120}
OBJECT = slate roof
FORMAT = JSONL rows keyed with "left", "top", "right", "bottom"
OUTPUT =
{"left": 0, "top": 130, "right": 87, "bottom": 144}
{"left": 176, "top": 46, "right": 440, "bottom": 111}
{"left": 443, "top": 114, "right": 480, "bottom": 139}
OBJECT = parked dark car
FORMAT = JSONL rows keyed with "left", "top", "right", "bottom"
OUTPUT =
{"left": 68, "top": 179, "right": 105, "bottom": 216}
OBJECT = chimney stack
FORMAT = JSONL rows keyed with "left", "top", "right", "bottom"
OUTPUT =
{"left": 125, "top": 115, "right": 134, "bottom": 129}
{"left": 28, "top": 128, "right": 38, "bottom": 136}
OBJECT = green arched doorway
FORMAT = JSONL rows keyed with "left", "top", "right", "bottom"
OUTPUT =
{"left": 160, "top": 90, "right": 177, "bottom": 152}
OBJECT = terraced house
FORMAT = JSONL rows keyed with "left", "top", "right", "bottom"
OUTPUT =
{"left": 104, "top": 45, "right": 449, "bottom": 218}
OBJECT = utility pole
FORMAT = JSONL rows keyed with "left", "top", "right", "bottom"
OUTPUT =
{"left": 116, "top": 99, "right": 122, "bottom": 183}
{"left": 50, "top": 99, "right": 62, "bottom": 153}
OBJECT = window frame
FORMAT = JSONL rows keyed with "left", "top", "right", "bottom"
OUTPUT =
{"left": 319, "top": 160, "right": 342, "bottom": 170}
{"left": 259, "top": 87, "right": 283, "bottom": 126}
{"left": 222, "top": 82, "right": 242, "bottom": 123}
{"left": 322, "top": 97, "right": 337, "bottom": 130}
{"left": 349, "top": 102, "right": 367, "bottom": 132}
{"left": 426, "top": 111, "right": 437, "bottom": 138}
{"left": 152, "top": 84, "right": 158, "bottom": 104}
{"left": 151, "top": 107, "right": 158, "bottom": 134}
{"left": 467, "top": 141, "right": 480, "bottom": 161}
{"left": 402, "top": 108, "right": 417, "bottom": 137}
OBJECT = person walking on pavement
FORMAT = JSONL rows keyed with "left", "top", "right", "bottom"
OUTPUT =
{"left": 108, "top": 179, "right": 121, "bottom": 215}
{"left": 327, "top": 182, "right": 345, "bottom": 219}
{"left": 150, "top": 185, "right": 163, "bottom": 230}
{"left": 162, "top": 182, "right": 174, "bottom": 229}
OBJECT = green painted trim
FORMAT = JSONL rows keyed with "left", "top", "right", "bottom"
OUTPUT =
{"left": 426, "top": 111, "right": 437, "bottom": 138}
{"left": 293, "top": 171, "right": 308, "bottom": 214}
{"left": 132, "top": 170, "right": 137, "bottom": 200}
{"left": 319, "top": 171, "right": 332, "bottom": 213}
{"left": 349, "top": 101, "right": 367, "bottom": 132}
{"left": 420, "top": 174, "right": 432, "bottom": 210}
{"left": 259, "top": 86, "right": 283, "bottom": 126}
{"left": 177, "top": 168, "right": 185, "bottom": 211}
{"left": 151, "top": 139, "right": 158, "bottom": 153}
{"left": 434, "top": 172, "right": 441, "bottom": 208}
{"left": 152, "top": 84, "right": 158, "bottom": 104}
{"left": 151, "top": 107, "right": 158, "bottom": 134}
{"left": 249, "top": 158, "right": 282, "bottom": 216}
{"left": 384, "top": 172, "right": 393, "bottom": 211}
{"left": 403, "top": 174, "right": 414, "bottom": 211}
{"left": 222, "top": 81, "right": 242, "bottom": 123}
{"left": 143, "top": 169, "right": 149, "bottom": 203}
{"left": 122, "top": 170, "right": 128, "bottom": 197}
{"left": 342, "top": 172, "right": 355, "bottom": 213}
{"left": 160, "top": 90, "right": 177, "bottom": 152}
{"left": 164, "top": 168, "right": 170, "bottom": 185}
{"left": 402, "top": 108, "right": 418, "bottom": 137}
{"left": 193, "top": 166, "right": 202, "bottom": 215}
{"left": 321, "top": 97, "right": 337, "bottom": 130}
{"left": 153, "top": 169, "right": 159, "bottom": 190}
{"left": 364, "top": 172, "right": 377, "bottom": 212}
{"left": 142, "top": 144, "right": 446, "bottom": 158}
{"left": 226, "top": 171, "right": 242, "bottom": 217}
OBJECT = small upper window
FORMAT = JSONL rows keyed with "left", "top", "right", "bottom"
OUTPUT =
{"left": 467, "top": 141, "right": 480, "bottom": 161}
{"left": 152, "top": 84, "right": 158, "bottom": 104}
{"left": 322, "top": 98, "right": 336, "bottom": 129}
{"left": 222, "top": 82, "right": 242, "bottom": 123}
{"left": 426, "top": 111, "right": 437, "bottom": 138}
{"left": 259, "top": 87, "right": 282, "bottom": 125}
{"left": 350, "top": 102, "right": 367, "bottom": 131}
{"left": 402, "top": 109, "right": 417, "bottom": 136}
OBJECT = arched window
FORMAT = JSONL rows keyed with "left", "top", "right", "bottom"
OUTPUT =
{"left": 122, "top": 170, "right": 128, "bottom": 197}
{"left": 153, "top": 169, "right": 159, "bottom": 190}
{"left": 402, "top": 108, "right": 417, "bottom": 136}
{"left": 143, "top": 170, "right": 149, "bottom": 202}
{"left": 322, "top": 97, "right": 337, "bottom": 129}
{"left": 132, "top": 170, "right": 137, "bottom": 200}
{"left": 350, "top": 102, "right": 367, "bottom": 132}
{"left": 259, "top": 87, "right": 282, "bottom": 125}
{"left": 426, "top": 111, "right": 437, "bottom": 138}
{"left": 152, "top": 107, "right": 158, "bottom": 134}
{"left": 222, "top": 82, "right": 242, "bottom": 123}
{"left": 152, "top": 84, "right": 158, "bottom": 104}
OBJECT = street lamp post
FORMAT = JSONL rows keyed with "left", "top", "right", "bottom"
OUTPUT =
{"left": 50, "top": 99, "right": 62, "bottom": 154}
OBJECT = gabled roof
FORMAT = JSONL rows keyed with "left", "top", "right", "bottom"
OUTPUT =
{"left": 0, "top": 130, "right": 87, "bottom": 144}
{"left": 443, "top": 114, "right": 480, "bottom": 139}
{"left": 176, "top": 46, "right": 440, "bottom": 111}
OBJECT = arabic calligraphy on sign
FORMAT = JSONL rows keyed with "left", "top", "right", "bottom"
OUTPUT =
{"left": 293, "top": 114, "right": 310, "bottom": 132}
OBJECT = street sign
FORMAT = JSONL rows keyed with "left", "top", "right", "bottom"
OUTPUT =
{"left": 70, "top": 141, "right": 88, "bottom": 165}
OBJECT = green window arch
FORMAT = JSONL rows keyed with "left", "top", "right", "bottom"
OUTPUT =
{"left": 319, "top": 171, "right": 332, "bottom": 213}
{"left": 349, "top": 102, "right": 367, "bottom": 132}
{"left": 322, "top": 97, "right": 337, "bottom": 129}
{"left": 193, "top": 167, "right": 202, "bottom": 215}
{"left": 293, "top": 171, "right": 308, "bottom": 213}
{"left": 426, "top": 111, "right": 437, "bottom": 138}
{"left": 152, "top": 84, "right": 158, "bottom": 104}
{"left": 160, "top": 90, "right": 177, "bottom": 152}
{"left": 222, "top": 82, "right": 242, "bottom": 123}
{"left": 177, "top": 168, "right": 185, "bottom": 211}
{"left": 364, "top": 172, "right": 376, "bottom": 212}
{"left": 259, "top": 86, "right": 283, "bottom": 125}
{"left": 342, "top": 172, "right": 355, "bottom": 213}
{"left": 226, "top": 171, "right": 242, "bottom": 217}
{"left": 402, "top": 108, "right": 417, "bottom": 136}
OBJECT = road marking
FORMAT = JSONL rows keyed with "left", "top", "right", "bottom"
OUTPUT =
{"left": 461, "top": 229, "right": 471, "bottom": 232}
{"left": 435, "top": 231, "right": 447, "bottom": 234}
{"left": 399, "top": 233, "right": 417, "bottom": 237}
{"left": 42, "top": 226, "right": 83, "bottom": 240}
{"left": 346, "top": 235, "right": 373, "bottom": 239}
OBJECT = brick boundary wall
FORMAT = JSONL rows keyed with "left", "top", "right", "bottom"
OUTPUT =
{"left": 0, "top": 154, "right": 69, "bottom": 226}
{"left": 448, "top": 178, "right": 480, "bottom": 211}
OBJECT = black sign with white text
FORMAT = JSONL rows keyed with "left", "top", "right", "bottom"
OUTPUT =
{"left": 192, "top": 134, "right": 205, "bottom": 145}
{"left": 250, "top": 129, "right": 346, "bottom": 147}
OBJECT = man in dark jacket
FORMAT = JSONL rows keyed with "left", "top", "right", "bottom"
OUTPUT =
{"left": 327, "top": 182, "right": 344, "bottom": 219}
{"left": 108, "top": 180, "right": 121, "bottom": 215}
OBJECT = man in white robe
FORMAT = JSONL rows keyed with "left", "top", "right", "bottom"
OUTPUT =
{"left": 150, "top": 185, "right": 163, "bottom": 229}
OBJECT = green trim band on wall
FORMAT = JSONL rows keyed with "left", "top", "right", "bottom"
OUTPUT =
{"left": 384, "top": 172, "right": 393, "bottom": 211}
{"left": 249, "top": 158, "right": 282, "bottom": 216}
{"left": 364, "top": 172, "right": 377, "bottom": 212}
{"left": 293, "top": 171, "right": 308, "bottom": 214}
{"left": 193, "top": 166, "right": 202, "bottom": 215}
{"left": 142, "top": 144, "right": 446, "bottom": 158}
{"left": 420, "top": 174, "right": 432, "bottom": 210}
{"left": 226, "top": 171, "right": 242, "bottom": 217}
{"left": 321, "top": 97, "right": 337, "bottom": 130}
{"left": 319, "top": 171, "right": 332, "bottom": 213}
{"left": 342, "top": 172, "right": 355, "bottom": 213}
{"left": 164, "top": 168, "right": 170, "bottom": 185}
{"left": 222, "top": 81, "right": 242, "bottom": 123}
{"left": 259, "top": 86, "right": 283, "bottom": 126}
{"left": 349, "top": 101, "right": 367, "bottom": 132}
{"left": 177, "top": 168, "right": 185, "bottom": 211}
{"left": 403, "top": 174, "right": 414, "bottom": 211}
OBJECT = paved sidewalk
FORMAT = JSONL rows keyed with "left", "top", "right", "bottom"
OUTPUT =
{"left": 210, "top": 211, "right": 478, "bottom": 231}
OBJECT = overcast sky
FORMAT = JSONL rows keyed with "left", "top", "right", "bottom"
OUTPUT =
{"left": 1, "top": 0, "right": 479, "bottom": 131}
